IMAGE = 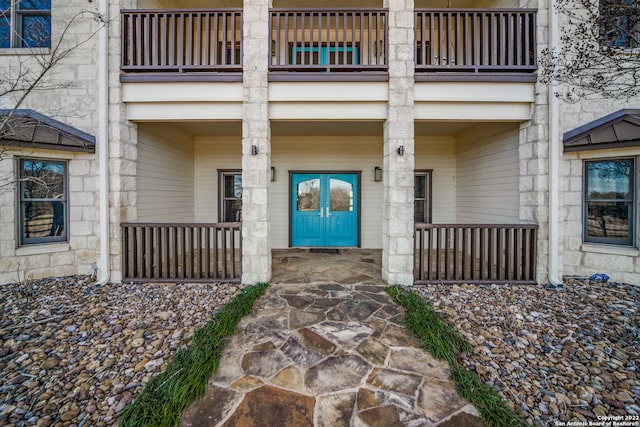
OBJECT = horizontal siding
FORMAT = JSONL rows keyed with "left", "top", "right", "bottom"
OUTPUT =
{"left": 455, "top": 124, "right": 520, "bottom": 223}
{"left": 415, "top": 137, "right": 457, "bottom": 223}
{"left": 194, "top": 137, "right": 242, "bottom": 223}
{"left": 271, "top": 137, "right": 384, "bottom": 249}
{"left": 137, "top": 123, "right": 195, "bottom": 222}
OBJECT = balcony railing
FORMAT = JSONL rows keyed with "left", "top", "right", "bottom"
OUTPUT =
{"left": 120, "top": 8, "right": 536, "bottom": 78}
{"left": 121, "top": 223, "right": 242, "bottom": 283}
{"left": 415, "top": 9, "right": 537, "bottom": 73}
{"left": 269, "top": 8, "right": 388, "bottom": 73}
{"left": 415, "top": 224, "right": 538, "bottom": 284}
{"left": 121, "top": 9, "right": 242, "bottom": 73}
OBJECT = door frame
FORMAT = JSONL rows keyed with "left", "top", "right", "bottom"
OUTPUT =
{"left": 288, "top": 170, "right": 362, "bottom": 248}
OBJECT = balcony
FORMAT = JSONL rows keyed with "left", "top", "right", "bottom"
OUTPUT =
{"left": 121, "top": 9, "right": 242, "bottom": 82}
{"left": 120, "top": 8, "right": 537, "bottom": 82}
{"left": 269, "top": 8, "right": 388, "bottom": 80}
{"left": 415, "top": 9, "right": 537, "bottom": 81}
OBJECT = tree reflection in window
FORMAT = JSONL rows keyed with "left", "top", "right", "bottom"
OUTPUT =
{"left": 297, "top": 178, "right": 320, "bottom": 211}
{"left": 19, "top": 159, "right": 67, "bottom": 244}
{"left": 584, "top": 159, "right": 635, "bottom": 245}
{"left": 330, "top": 179, "right": 353, "bottom": 211}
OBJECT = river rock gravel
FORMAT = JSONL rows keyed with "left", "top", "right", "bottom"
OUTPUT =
{"left": 0, "top": 275, "right": 246, "bottom": 427}
{"left": 415, "top": 279, "right": 639, "bottom": 426}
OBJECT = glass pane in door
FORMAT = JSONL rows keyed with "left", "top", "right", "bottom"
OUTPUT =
{"left": 329, "top": 178, "right": 353, "bottom": 211}
{"left": 297, "top": 178, "right": 320, "bottom": 211}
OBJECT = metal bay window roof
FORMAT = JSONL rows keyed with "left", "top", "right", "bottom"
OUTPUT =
{"left": 563, "top": 109, "right": 640, "bottom": 152}
{"left": 0, "top": 109, "right": 95, "bottom": 153}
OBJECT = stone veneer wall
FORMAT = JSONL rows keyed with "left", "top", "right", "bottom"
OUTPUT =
{"left": 106, "top": 0, "right": 139, "bottom": 283}
{"left": 558, "top": 99, "right": 640, "bottom": 285}
{"left": 543, "top": 0, "right": 640, "bottom": 285}
{"left": 0, "top": 150, "right": 98, "bottom": 284}
{"left": 0, "top": 0, "right": 103, "bottom": 283}
{"left": 517, "top": 0, "right": 551, "bottom": 284}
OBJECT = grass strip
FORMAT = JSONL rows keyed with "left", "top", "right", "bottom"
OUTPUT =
{"left": 385, "top": 285, "right": 530, "bottom": 427}
{"left": 119, "top": 282, "right": 269, "bottom": 427}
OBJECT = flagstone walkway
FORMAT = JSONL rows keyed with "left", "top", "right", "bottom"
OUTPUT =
{"left": 181, "top": 250, "right": 485, "bottom": 427}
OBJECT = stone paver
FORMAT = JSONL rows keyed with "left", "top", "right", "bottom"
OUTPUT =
{"left": 181, "top": 250, "right": 484, "bottom": 426}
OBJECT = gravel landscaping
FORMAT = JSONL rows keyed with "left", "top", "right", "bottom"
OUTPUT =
{"left": 0, "top": 276, "right": 246, "bottom": 427}
{"left": 415, "top": 279, "right": 640, "bottom": 426}
{"left": 1, "top": 273, "right": 638, "bottom": 427}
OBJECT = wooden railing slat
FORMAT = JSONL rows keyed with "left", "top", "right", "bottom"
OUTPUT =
{"left": 121, "top": 223, "right": 241, "bottom": 283}
{"left": 414, "top": 224, "right": 537, "bottom": 285}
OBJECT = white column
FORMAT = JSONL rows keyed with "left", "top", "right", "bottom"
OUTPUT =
{"left": 241, "top": 0, "right": 272, "bottom": 284}
{"left": 383, "top": 0, "right": 415, "bottom": 285}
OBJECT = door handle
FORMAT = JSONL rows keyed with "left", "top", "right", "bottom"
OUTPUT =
{"left": 326, "top": 206, "right": 331, "bottom": 217}
{"left": 319, "top": 207, "right": 323, "bottom": 217}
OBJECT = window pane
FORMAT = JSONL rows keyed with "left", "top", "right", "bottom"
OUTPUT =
{"left": 224, "top": 200, "right": 242, "bottom": 222}
{"left": 587, "top": 160, "right": 631, "bottom": 199}
{"left": 224, "top": 174, "right": 242, "bottom": 198}
{"left": 21, "top": 160, "right": 65, "bottom": 199}
{"left": 415, "top": 175, "right": 426, "bottom": 198}
{"left": 415, "top": 201, "right": 426, "bottom": 223}
{"left": 20, "top": 15, "right": 51, "bottom": 47}
{"left": 23, "top": 201, "right": 65, "bottom": 238}
{"left": 586, "top": 201, "right": 630, "bottom": 240}
{"left": 330, "top": 178, "right": 353, "bottom": 211}
{"left": 18, "top": 0, "right": 51, "bottom": 10}
{"left": 0, "top": 15, "right": 9, "bottom": 48}
{"left": 297, "top": 178, "right": 320, "bottom": 211}
{"left": 600, "top": 0, "right": 638, "bottom": 48}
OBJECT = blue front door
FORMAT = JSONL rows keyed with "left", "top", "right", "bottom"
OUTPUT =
{"left": 291, "top": 173, "right": 358, "bottom": 247}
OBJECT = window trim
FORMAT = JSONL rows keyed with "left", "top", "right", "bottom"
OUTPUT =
{"left": 218, "top": 169, "right": 242, "bottom": 223}
{"left": 414, "top": 169, "right": 433, "bottom": 224}
{"left": 583, "top": 157, "right": 636, "bottom": 246}
{"left": 17, "top": 157, "right": 69, "bottom": 246}
{"left": 1, "top": 0, "right": 52, "bottom": 49}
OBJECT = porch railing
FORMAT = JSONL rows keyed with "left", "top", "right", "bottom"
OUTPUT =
{"left": 415, "top": 9, "right": 537, "bottom": 73}
{"left": 121, "top": 223, "right": 241, "bottom": 283}
{"left": 269, "top": 8, "right": 388, "bottom": 72}
{"left": 121, "top": 9, "right": 242, "bottom": 73}
{"left": 415, "top": 224, "right": 538, "bottom": 284}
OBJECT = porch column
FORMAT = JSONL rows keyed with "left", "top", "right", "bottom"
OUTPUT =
{"left": 382, "top": 0, "right": 415, "bottom": 285}
{"left": 241, "top": 0, "right": 272, "bottom": 284}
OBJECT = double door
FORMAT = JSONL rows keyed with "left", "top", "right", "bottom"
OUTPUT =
{"left": 291, "top": 173, "right": 359, "bottom": 247}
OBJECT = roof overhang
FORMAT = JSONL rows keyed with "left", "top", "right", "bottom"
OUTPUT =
{"left": 563, "top": 109, "right": 640, "bottom": 153}
{"left": 0, "top": 109, "right": 96, "bottom": 153}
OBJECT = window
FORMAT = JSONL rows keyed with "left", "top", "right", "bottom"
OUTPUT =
{"left": 0, "top": 0, "right": 51, "bottom": 49}
{"left": 599, "top": 0, "right": 639, "bottom": 48}
{"left": 289, "top": 43, "right": 360, "bottom": 65}
{"left": 584, "top": 158, "right": 635, "bottom": 245}
{"left": 219, "top": 170, "right": 242, "bottom": 222}
{"left": 18, "top": 158, "right": 67, "bottom": 245}
{"left": 414, "top": 170, "right": 432, "bottom": 223}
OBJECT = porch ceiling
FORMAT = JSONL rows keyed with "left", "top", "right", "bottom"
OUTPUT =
{"left": 415, "top": 121, "right": 518, "bottom": 137}
{"left": 168, "top": 121, "right": 515, "bottom": 138}
{"left": 271, "top": 120, "right": 383, "bottom": 137}
{"left": 170, "top": 121, "right": 242, "bottom": 137}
